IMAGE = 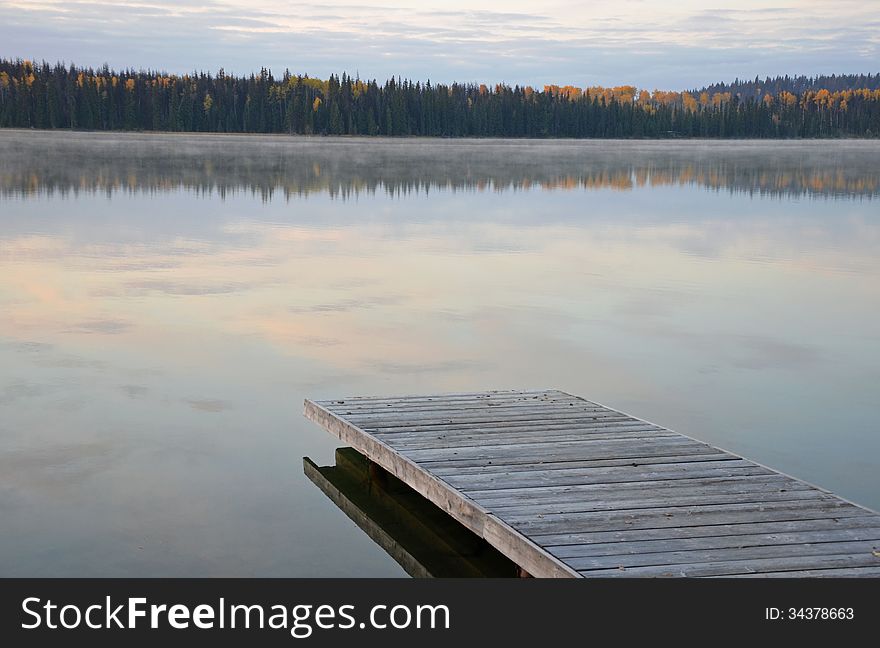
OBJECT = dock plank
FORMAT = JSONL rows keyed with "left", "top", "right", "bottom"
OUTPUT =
{"left": 304, "top": 389, "right": 880, "bottom": 578}
{"left": 418, "top": 444, "right": 725, "bottom": 469}
{"left": 580, "top": 554, "right": 880, "bottom": 577}
{"left": 426, "top": 453, "right": 737, "bottom": 476}
{"left": 368, "top": 419, "right": 660, "bottom": 436}
{"left": 378, "top": 429, "right": 677, "bottom": 451}
{"left": 444, "top": 460, "right": 770, "bottom": 490}
{"left": 548, "top": 527, "right": 880, "bottom": 559}
{"left": 569, "top": 540, "right": 880, "bottom": 571}
{"left": 540, "top": 517, "right": 880, "bottom": 547}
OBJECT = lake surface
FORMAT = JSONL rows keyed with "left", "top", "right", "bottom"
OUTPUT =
{"left": 1, "top": 131, "right": 878, "bottom": 576}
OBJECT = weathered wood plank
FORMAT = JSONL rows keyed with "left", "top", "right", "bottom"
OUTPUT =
{"left": 375, "top": 420, "right": 664, "bottom": 437}
{"left": 445, "top": 460, "right": 769, "bottom": 490}
{"left": 418, "top": 444, "right": 724, "bottom": 469}
{"left": 427, "top": 453, "right": 737, "bottom": 477}
{"left": 333, "top": 399, "right": 606, "bottom": 415}
{"left": 516, "top": 500, "right": 871, "bottom": 536}
{"left": 366, "top": 420, "right": 653, "bottom": 437}
{"left": 403, "top": 437, "right": 710, "bottom": 463}
{"left": 580, "top": 553, "right": 880, "bottom": 577}
{"left": 487, "top": 491, "right": 829, "bottom": 518}
{"left": 471, "top": 477, "right": 810, "bottom": 509}
{"left": 323, "top": 394, "right": 580, "bottom": 414}
{"left": 332, "top": 401, "right": 604, "bottom": 419}
{"left": 727, "top": 567, "right": 880, "bottom": 577}
{"left": 368, "top": 419, "right": 661, "bottom": 436}
{"left": 548, "top": 527, "right": 880, "bottom": 559}
{"left": 484, "top": 487, "right": 818, "bottom": 513}
{"left": 316, "top": 389, "right": 561, "bottom": 405}
{"left": 343, "top": 410, "right": 631, "bottom": 429}
{"left": 537, "top": 516, "right": 880, "bottom": 547}
{"left": 381, "top": 429, "right": 677, "bottom": 452}
{"left": 570, "top": 540, "right": 880, "bottom": 571}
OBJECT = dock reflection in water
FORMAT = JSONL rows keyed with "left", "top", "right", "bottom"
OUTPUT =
{"left": 304, "top": 449, "right": 518, "bottom": 577}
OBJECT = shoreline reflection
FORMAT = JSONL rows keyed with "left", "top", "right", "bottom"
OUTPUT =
{"left": 3, "top": 131, "right": 879, "bottom": 201}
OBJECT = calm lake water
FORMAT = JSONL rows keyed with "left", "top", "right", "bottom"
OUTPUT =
{"left": 1, "top": 131, "right": 878, "bottom": 576}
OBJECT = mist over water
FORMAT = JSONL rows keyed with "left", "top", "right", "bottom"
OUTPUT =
{"left": 4, "top": 132, "right": 880, "bottom": 201}
{"left": 1, "top": 131, "right": 878, "bottom": 576}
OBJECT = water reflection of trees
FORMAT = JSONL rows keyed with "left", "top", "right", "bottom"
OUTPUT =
{"left": 2, "top": 133, "right": 878, "bottom": 200}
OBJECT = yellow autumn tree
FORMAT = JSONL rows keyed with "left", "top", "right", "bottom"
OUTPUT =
{"left": 681, "top": 92, "right": 697, "bottom": 112}
{"left": 779, "top": 91, "right": 797, "bottom": 107}
{"left": 612, "top": 86, "right": 636, "bottom": 103}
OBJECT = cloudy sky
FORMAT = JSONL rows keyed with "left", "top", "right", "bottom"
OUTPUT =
{"left": 1, "top": 1, "right": 877, "bottom": 88}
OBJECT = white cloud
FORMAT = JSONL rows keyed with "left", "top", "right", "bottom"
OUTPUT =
{"left": 1, "top": 1, "right": 877, "bottom": 87}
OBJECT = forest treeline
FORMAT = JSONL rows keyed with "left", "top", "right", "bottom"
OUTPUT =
{"left": 693, "top": 74, "right": 880, "bottom": 100}
{"left": 2, "top": 59, "right": 880, "bottom": 138}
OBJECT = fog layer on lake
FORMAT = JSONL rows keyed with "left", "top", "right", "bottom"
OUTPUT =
{"left": 1, "top": 131, "right": 878, "bottom": 576}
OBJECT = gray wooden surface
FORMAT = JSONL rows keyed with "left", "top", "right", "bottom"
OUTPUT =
{"left": 304, "top": 389, "right": 880, "bottom": 578}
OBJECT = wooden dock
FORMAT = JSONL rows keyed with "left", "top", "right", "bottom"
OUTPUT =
{"left": 304, "top": 389, "right": 880, "bottom": 577}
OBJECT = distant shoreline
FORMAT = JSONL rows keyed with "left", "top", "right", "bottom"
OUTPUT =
{"left": 3, "top": 61, "right": 879, "bottom": 139}
{"left": 1, "top": 127, "right": 878, "bottom": 141}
